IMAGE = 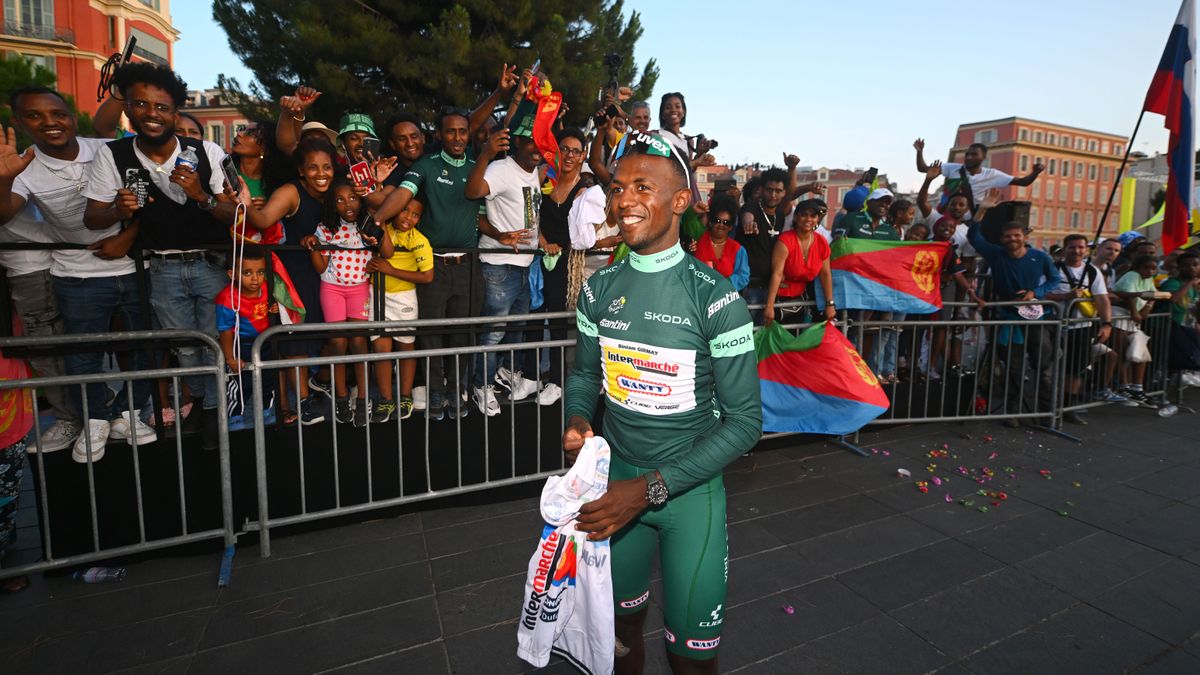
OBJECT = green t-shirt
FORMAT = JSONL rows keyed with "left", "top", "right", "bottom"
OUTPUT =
{"left": 1114, "top": 271, "right": 1158, "bottom": 313}
{"left": 238, "top": 170, "right": 263, "bottom": 199}
{"left": 831, "top": 211, "right": 900, "bottom": 241}
{"left": 397, "top": 151, "right": 481, "bottom": 250}
{"left": 565, "top": 243, "right": 762, "bottom": 494}
{"left": 1158, "top": 277, "right": 1198, "bottom": 325}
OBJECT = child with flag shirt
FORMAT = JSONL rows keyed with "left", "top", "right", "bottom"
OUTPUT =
{"left": 365, "top": 200, "right": 434, "bottom": 422}
{"left": 216, "top": 245, "right": 277, "bottom": 372}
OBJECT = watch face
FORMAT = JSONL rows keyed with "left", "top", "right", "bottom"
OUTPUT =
{"left": 648, "top": 482, "right": 669, "bottom": 505}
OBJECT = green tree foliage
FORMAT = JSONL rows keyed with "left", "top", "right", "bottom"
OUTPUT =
{"left": 212, "top": 0, "right": 658, "bottom": 129}
{"left": 0, "top": 54, "right": 96, "bottom": 139}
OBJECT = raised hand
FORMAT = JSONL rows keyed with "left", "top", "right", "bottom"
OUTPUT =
{"left": 783, "top": 152, "right": 800, "bottom": 169}
{"left": 486, "top": 127, "right": 511, "bottom": 157}
{"left": 0, "top": 127, "right": 35, "bottom": 180}
{"left": 926, "top": 160, "right": 942, "bottom": 179}
{"left": 617, "top": 86, "right": 633, "bottom": 102}
{"left": 695, "top": 153, "right": 716, "bottom": 168}
{"left": 913, "top": 138, "right": 925, "bottom": 152}
{"left": 497, "top": 63, "right": 519, "bottom": 93}
{"left": 372, "top": 156, "right": 398, "bottom": 183}
{"left": 980, "top": 188, "right": 1002, "bottom": 210}
{"left": 281, "top": 86, "right": 321, "bottom": 117}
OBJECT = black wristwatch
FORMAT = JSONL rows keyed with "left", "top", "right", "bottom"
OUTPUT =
{"left": 197, "top": 195, "right": 218, "bottom": 211}
{"left": 644, "top": 470, "right": 668, "bottom": 506}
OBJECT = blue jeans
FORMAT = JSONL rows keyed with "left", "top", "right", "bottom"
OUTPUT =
{"left": 148, "top": 257, "right": 227, "bottom": 410}
{"left": 868, "top": 312, "right": 905, "bottom": 377}
{"left": 53, "top": 273, "right": 153, "bottom": 421}
{"left": 474, "top": 263, "right": 532, "bottom": 387}
{"left": 741, "top": 286, "right": 766, "bottom": 326}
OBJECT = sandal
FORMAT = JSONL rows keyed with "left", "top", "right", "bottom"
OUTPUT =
{"left": 280, "top": 409, "right": 298, "bottom": 427}
{"left": 1, "top": 575, "right": 30, "bottom": 594}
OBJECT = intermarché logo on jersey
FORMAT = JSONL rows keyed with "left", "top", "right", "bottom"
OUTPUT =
{"left": 521, "top": 527, "right": 576, "bottom": 629}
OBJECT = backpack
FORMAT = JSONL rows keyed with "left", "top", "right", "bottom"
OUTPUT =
{"left": 1056, "top": 262, "right": 1098, "bottom": 318}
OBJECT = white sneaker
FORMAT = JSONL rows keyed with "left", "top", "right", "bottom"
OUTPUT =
{"left": 412, "top": 386, "right": 427, "bottom": 411}
{"left": 35, "top": 419, "right": 81, "bottom": 453}
{"left": 109, "top": 410, "right": 158, "bottom": 446}
{"left": 473, "top": 385, "right": 501, "bottom": 417}
{"left": 496, "top": 367, "right": 538, "bottom": 400}
{"left": 537, "top": 382, "right": 562, "bottom": 405}
{"left": 72, "top": 419, "right": 110, "bottom": 464}
{"left": 1183, "top": 371, "right": 1200, "bottom": 388}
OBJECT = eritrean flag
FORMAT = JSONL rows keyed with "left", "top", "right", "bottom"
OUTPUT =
{"left": 1144, "top": 0, "right": 1196, "bottom": 254}
{"left": 816, "top": 238, "right": 951, "bottom": 313}
{"left": 755, "top": 321, "right": 889, "bottom": 435}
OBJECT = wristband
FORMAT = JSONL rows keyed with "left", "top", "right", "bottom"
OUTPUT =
{"left": 292, "top": 114, "right": 306, "bottom": 122}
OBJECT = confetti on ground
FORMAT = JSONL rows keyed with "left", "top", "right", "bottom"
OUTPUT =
{"left": 916, "top": 481, "right": 929, "bottom": 493}
{"left": 1058, "top": 511, "right": 1069, "bottom": 517}
{"left": 782, "top": 605, "right": 795, "bottom": 615}
{"left": 870, "top": 448, "right": 879, "bottom": 454}
{"left": 1072, "top": 481, "right": 1082, "bottom": 488}
{"left": 983, "top": 435, "right": 994, "bottom": 443}
{"left": 988, "top": 451, "right": 999, "bottom": 459}
{"left": 881, "top": 450, "right": 891, "bottom": 457}
{"left": 932, "top": 477, "right": 943, "bottom": 486}
{"left": 978, "top": 506, "right": 989, "bottom": 513}
{"left": 945, "top": 493, "right": 953, "bottom": 503}
{"left": 897, "top": 468, "right": 912, "bottom": 478}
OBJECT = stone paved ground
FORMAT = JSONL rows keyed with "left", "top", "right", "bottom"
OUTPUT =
{"left": 1, "top": 401, "right": 1199, "bottom": 674}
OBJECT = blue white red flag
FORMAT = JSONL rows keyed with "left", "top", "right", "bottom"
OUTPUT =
{"left": 1144, "top": 0, "right": 1196, "bottom": 254}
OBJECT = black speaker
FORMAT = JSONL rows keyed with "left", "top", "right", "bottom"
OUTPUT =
{"left": 979, "top": 201, "right": 1031, "bottom": 245}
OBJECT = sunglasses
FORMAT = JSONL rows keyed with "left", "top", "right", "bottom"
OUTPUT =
{"left": 710, "top": 217, "right": 733, "bottom": 226}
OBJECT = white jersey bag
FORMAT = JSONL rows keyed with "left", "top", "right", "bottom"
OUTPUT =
{"left": 517, "top": 437, "right": 615, "bottom": 674}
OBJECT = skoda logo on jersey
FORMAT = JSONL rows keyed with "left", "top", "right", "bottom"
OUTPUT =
{"left": 608, "top": 296, "right": 626, "bottom": 315}
{"left": 644, "top": 312, "right": 693, "bottom": 326}
{"left": 617, "top": 375, "right": 671, "bottom": 396}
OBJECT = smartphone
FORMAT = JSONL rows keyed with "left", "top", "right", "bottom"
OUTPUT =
{"left": 361, "top": 136, "right": 381, "bottom": 162}
{"left": 119, "top": 35, "right": 137, "bottom": 67}
{"left": 862, "top": 167, "right": 879, "bottom": 185}
{"left": 123, "top": 168, "right": 150, "bottom": 208}
{"left": 348, "top": 160, "right": 377, "bottom": 194}
{"left": 220, "top": 155, "right": 239, "bottom": 192}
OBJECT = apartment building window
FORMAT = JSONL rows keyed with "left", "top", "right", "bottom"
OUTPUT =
{"left": 1061, "top": 136, "right": 1071, "bottom": 148}
{"left": 1048, "top": 133, "right": 1057, "bottom": 145}
{"left": 1071, "top": 211, "right": 1080, "bottom": 229}
{"left": 1114, "top": 144, "right": 1123, "bottom": 155}
{"left": 1088, "top": 140, "right": 1098, "bottom": 152}
{"left": 1086, "top": 186, "right": 1095, "bottom": 204}
{"left": 1017, "top": 186, "right": 1027, "bottom": 199}
{"left": 974, "top": 129, "right": 997, "bottom": 144}
{"left": 1103, "top": 166, "right": 1112, "bottom": 182}
{"left": 1057, "top": 209, "right": 1066, "bottom": 227}
{"left": 1059, "top": 183, "right": 1068, "bottom": 201}
{"left": 1020, "top": 154, "right": 1029, "bottom": 172}
{"left": 1061, "top": 160, "right": 1070, "bottom": 176}
{"left": 1020, "top": 129, "right": 1029, "bottom": 141}
{"left": 208, "top": 124, "right": 223, "bottom": 148}
{"left": 1073, "top": 184, "right": 1081, "bottom": 202}
{"left": 4, "top": 0, "right": 55, "bottom": 40}
{"left": 1075, "top": 163, "right": 1084, "bottom": 179}
{"left": 1035, "top": 131, "right": 1044, "bottom": 143}
{"left": 1031, "top": 181, "right": 1041, "bottom": 198}
{"left": 1102, "top": 141, "right": 1110, "bottom": 153}
{"left": 1075, "top": 137, "right": 1084, "bottom": 150}
{"left": 1084, "top": 212, "right": 1093, "bottom": 229}
{"left": 1030, "top": 206, "right": 1039, "bottom": 224}
{"left": 130, "top": 28, "right": 170, "bottom": 66}
{"left": 1048, "top": 159, "right": 1057, "bottom": 175}
{"left": 1088, "top": 163, "right": 1097, "bottom": 180}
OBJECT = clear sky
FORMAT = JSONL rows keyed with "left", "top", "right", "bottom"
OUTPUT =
{"left": 174, "top": 1, "right": 1185, "bottom": 191}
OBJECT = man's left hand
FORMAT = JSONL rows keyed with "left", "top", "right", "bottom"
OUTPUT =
{"left": 170, "top": 165, "right": 208, "bottom": 202}
{"left": 1096, "top": 324, "right": 1112, "bottom": 344}
{"left": 576, "top": 477, "right": 649, "bottom": 541}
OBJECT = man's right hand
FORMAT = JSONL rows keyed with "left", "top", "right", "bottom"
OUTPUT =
{"left": 496, "top": 229, "right": 532, "bottom": 252}
{"left": 89, "top": 231, "right": 133, "bottom": 260}
{"left": 562, "top": 415, "right": 594, "bottom": 467}
{"left": 925, "top": 160, "right": 942, "bottom": 179}
{"left": 486, "top": 127, "right": 511, "bottom": 158}
{"left": 113, "top": 188, "right": 141, "bottom": 220}
{"left": 0, "top": 127, "right": 34, "bottom": 180}
{"left": 913, "top": 138, "right": 925, "bottom": 152}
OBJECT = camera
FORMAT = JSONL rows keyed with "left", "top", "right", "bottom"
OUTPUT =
{"left": 690, "top": 134, "right": 718, "bottom": 153}
{"left": 602, "top": 53, "right": 623, "bottom": 94}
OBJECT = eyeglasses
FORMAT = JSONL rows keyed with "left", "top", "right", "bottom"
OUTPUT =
{"left": 236, "top": 124, "right": 264, "bottom": 136}
{"left": 561, "top": 147, "right": 585, "bottom": 157}
{"left": 710, "top": 218, "right": 733, "bottom": 226}
{"left": 128, "top": 99, "right": 173, "bottom": 114}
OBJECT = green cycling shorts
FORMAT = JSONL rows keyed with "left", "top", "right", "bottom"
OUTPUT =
{"left": 609, "top": 453, "right": 728, "bottom": 660}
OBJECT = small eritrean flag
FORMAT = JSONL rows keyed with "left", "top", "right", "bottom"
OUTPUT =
{"left": 754, "top": 321, "right": 889, "bottom": 435}
{"left": 816, "top": 238, "right": 951, "bottom": 313}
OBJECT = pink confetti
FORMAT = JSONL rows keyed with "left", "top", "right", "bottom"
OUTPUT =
{"left": 782, "top": 604, "right": 795, "bottom": 615}
{"left": 932, "top": 476, "right": 943, "bottom": 486}
{"left": 870, "top": 447, "right": 879, "bottom": 454}
{"left": 944, "top": 493, "right": 953, "bottom": 503}
{"left": 988, "top": 452, "right": 998, "bottom": 459}
{"left": 881, "top": 450, "right": 891, "bottom": 457}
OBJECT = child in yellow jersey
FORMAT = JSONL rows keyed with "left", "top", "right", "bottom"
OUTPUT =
{"left": 365, "top": 200, "right": 434, "bottom": 420}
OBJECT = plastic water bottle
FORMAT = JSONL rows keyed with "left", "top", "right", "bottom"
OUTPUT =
{"left": 73, "top": 567, "right": 126, "bottom": 583}
{"left": 176, "top": 146, "right": 199, "bottom": 172}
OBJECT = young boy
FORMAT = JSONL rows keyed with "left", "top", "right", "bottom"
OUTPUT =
{"left": 366, "top": 200, "right": 434, "bottom": 421}
{"left": 216, "top": 245, "right": 277, "bottom": 371}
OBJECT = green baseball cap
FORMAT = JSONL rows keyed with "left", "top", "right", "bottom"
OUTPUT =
{"left": 337, "top": 112, "right": 376, "bottom": 137}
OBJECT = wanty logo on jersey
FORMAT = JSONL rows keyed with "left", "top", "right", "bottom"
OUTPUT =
{"left": 521, "top": 528, "right": 577, "bottom": 629}
{"left": 616, "top": 375, "right": 671, "bottom": 397}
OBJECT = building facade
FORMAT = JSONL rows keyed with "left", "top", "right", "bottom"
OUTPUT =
{"left": 0, "top": 0, "right": 177, "bottom": 114}
{"left": 950, "top": 117, "right": 1128, "bottom": 249}
{"left": 184, "top": 88, "right": 248, "bottom": 153}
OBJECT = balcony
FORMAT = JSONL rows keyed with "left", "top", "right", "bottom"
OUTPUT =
{"left": 3, "top": 20, "right": 75, "bottom": 45}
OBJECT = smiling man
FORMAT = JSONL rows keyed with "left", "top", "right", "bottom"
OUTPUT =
{"left": 563, "top": 131, "right": 761, "bottom": 674}
{"left": 83, "top": 62, "right": 238, "bottom": 450}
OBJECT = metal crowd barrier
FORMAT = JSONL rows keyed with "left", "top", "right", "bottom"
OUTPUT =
{"left": 0, "top": 330, "right": 233, "bottom": 582}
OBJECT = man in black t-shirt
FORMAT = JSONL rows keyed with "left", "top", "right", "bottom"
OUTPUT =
{"left": 737, "top": 167, "right": 788, "bottom": 322}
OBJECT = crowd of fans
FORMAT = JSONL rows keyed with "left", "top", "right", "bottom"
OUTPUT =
{"left": 0, "top": 59, "right": 1197, "bottom": 471}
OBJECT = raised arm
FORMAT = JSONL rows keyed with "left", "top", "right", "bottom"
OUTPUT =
{"left": 1008, "top": 160, "right": 1045, "bottom": 187}
{"left": 469, "top": 64, "right": 518, "bottom": 135}
{"left": 914, "top": 138, "right": 930, "bottom": 173}
{"left": 275, "top": 86, "right": 321, "bottom": 155}
{"left": 588, "top": 119, "right": 613, "bottom": 186}
{"left": 0, "top": 127, "right": 34, "bottom": 225}
{"left": 91, "top": 96, "right": 124, "bottom": 138}
{"left": 917, "top": 161, "right": 942, "bottom": 218}
{"left": 465, "top": 128, "right": 509, "bottom": 200}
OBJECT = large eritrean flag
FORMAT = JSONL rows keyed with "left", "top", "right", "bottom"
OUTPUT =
{"left": 754, "top": 321, "right": 889, "bottom": 435}
{"left": 1144, "top": 0, "right": 1196, "bottom": 254}
{"left": 816, "top": 238, "right": 951, "bottom": 313}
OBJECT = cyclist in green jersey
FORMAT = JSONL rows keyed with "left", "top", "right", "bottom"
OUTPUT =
{"left": 564, "top": 131, "right": 761, "bottom": 674}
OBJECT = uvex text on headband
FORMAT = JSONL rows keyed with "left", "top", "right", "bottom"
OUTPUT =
{"left": 612, "top": 131, "right": 691, "bottom": 190}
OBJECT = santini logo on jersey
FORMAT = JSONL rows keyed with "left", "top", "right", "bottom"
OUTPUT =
{"left": 644, "top": 312, "right": 692, "bottom": 326}
{"left": 616, "top": 375, "right": 671, "bottom": 396}
{"left": 707, "top": 291, "right": 740, "bottom": 318}
{"left": 599, "top": 318, "right": 631, "bottom": 331}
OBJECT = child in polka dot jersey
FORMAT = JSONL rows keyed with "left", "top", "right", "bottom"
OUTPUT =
{"left": 302, "top": 178, "right": 393, "bottom": 425}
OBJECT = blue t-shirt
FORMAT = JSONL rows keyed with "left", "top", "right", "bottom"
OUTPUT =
{"left": 967, "top": 221, "right": 1060, "bottom": 302}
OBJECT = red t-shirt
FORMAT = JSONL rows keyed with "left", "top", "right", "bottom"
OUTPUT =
{"left": 694, "top": 232, "right": 743, "bottom": 279}
{"left": 777, "top": 230, "right": 830, "bottom": 297}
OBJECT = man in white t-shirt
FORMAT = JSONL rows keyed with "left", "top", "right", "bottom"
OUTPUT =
{"left": 0, "top": 87, "right": 152, "bottom": 458}
{"left": 1046, "top": 234, "right": 1126, "bottom": 423}
{"left": 914, "top": 139, "right": 1044, "bottom": 206}
{"left": 465, "top": 123, "right": 544, "bottom": 416}
{"left": 83, "top": 63, "right": 239, "bottom": 451}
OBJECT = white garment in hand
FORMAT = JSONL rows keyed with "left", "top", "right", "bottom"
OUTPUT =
{"left": 517, "top": 437, "right": 615, "bottom": 674}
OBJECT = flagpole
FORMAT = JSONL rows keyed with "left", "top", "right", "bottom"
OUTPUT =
{"left": 1092, "top": 110, "right": 1147, "bottom": 246}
